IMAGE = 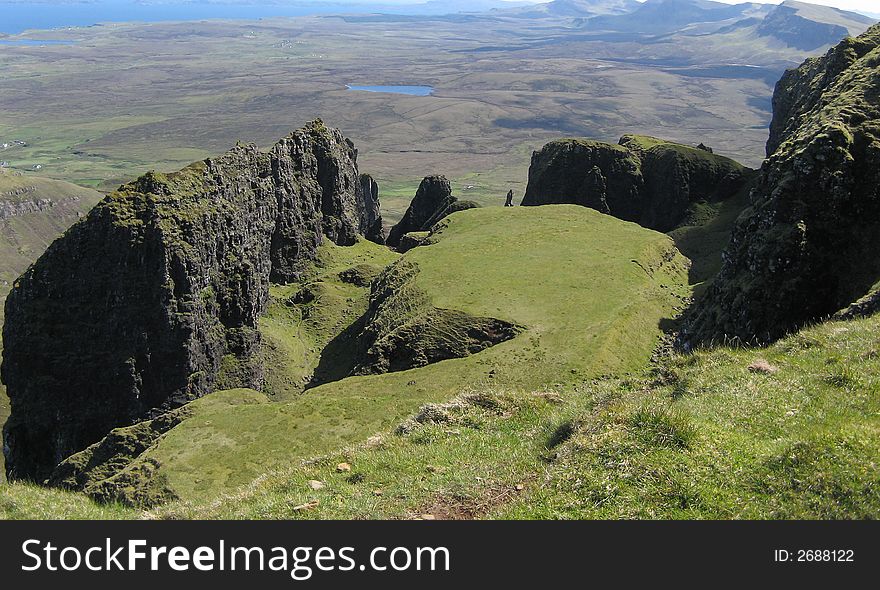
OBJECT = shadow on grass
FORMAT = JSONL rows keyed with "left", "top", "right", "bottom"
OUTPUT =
{"left": 307, "top": 315, "right": 366, "bottom": 389}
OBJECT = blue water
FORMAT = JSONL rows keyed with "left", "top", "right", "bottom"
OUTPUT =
{"left": 0, "top": 39, "right": 76, "bottom": 45}
{"left": 346, "top": 85, "right": 434, "bottom": 96}
{"left": 0, "top": 2, "right": 360, "bottom": 34}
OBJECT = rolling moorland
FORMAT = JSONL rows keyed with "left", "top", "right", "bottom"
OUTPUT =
{"left": 1, "top": 2, "right": 879, "bottom": 518}
{"left": 0, "top": 0, "right": 874, "bottom": 214}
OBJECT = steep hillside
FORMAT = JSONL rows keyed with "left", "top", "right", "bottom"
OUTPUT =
{"left": 133, "top": 306, "right": 879, "bottom": 520}
{"left": 2, "top": 120, "right": 383, "bottom": 482}
{"left": 0, "top": 170, "right": 103, "bottom": 302}
{"left": 0, "top": 170, "right": 103, "bottom": 482}
{"left": 756, "top": 1, "right": 875, "bottom": 51}
{"left": 586, "top": 0, "right": 763, "bottom": 34}
{"left": 44, "top": 205, "right": 690, "bottom": 506}
{"left": 682, "top": 24, "right": 880, "bottom": 346}
{"left": 507, "top": 0, "right": 640, "bottom": 18}
{"left": 6, "top": 309, "right": 877, "bottom": 520}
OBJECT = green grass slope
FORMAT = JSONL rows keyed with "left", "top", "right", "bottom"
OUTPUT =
{"left": 258, "top": 239, "right": 400, "bottom": 399}
{"left": 72, "top": 204, "right": 689, "bottom": 505}
{"left": 1, "top": 483, "right": 135, "bottom": 520}
{"left": 150, "top": 312, "right": 880, "bottom": 520}
{"left": 0, "top": 169, "right": 103, "bottom": 482}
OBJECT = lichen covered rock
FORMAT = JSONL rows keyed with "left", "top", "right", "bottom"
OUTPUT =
{"left": 681, "top": 25, "right": 880, "bottom": 346}
{"left": 2, "top": 120, "right": 378, "bottom": 481}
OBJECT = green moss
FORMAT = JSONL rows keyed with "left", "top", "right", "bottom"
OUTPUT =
{"left": 626, "top": 134, "right": 745, "bottom": 171}
{"left": 259, "top": 238, "right": 400, "bottom": 399}
{"left": 353, "top": 259, "right": 522, "bottom": 374}
{"left": 668, "top": 177, "right": 754, "bottom": 291}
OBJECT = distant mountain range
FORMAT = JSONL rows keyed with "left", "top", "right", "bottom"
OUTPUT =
{"left": 494, "top": 0, "right": 876, "bottom": 51}
{"left": 348, "top": 0, "right": 876, "bottom": 53}
{"left": 503, "top": 0, "right": 641, "bottom": 18}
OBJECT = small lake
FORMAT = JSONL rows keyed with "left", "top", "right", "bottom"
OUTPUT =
{"left": 0, "top": 39, "right": 77, "bottom": 46}
{"left": 346, "top": 85, "right": 434, "bottom": 96}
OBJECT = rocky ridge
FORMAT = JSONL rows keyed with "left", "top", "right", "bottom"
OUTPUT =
{"left": 2, "top": 120, "right": 382, "bottom": 481}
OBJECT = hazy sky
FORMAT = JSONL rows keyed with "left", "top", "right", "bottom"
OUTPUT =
{"left": 494, "top": 0, "right": 880, "bottom": 15}
{"left": 685, "top": 0, "right": 879, "bottom": 12}
{"left": 498, "top": 0, "right": 880, "bottom": 14}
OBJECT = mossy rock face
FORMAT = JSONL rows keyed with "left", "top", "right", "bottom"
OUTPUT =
{"left": 767, "top": 28, "right": 880, "bottom": 157}
{"left": 386, "top": 175, "right": 479, "bottom": 247}
{"left": 522, "top": 135, "right": 751, "bottom": 233}
{"left": 682, "top": 24, "right": 880, "bottom": 346}
{"left": 2, "top": 120, "right": 381, "bottom": 482}
{"left": 47, "top": 406, "right": 191, "bottom": 507}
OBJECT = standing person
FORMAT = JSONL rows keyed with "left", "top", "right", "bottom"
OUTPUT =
{"left": 505, "top": 189, "right": 514, "bottom": 207}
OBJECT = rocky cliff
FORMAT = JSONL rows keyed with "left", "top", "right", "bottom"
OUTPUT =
{"left": 2, "top": 120, "right": 381, "bottom": 481}
{"left": 522, "top": 135, "right": 751, "bottom": 233}
{"left": 386, "top": 175, "right": 479, "bottom": 248}
{"left": 358, "top": 173, "right": 385, "bottom": 244}
{"left": 681, "top": 25, "right": 880, "bottom": 346}
{"left": 767, "top": 28, "right": 880, "bottom": 156}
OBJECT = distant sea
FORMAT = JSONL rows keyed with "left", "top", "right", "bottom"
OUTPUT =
{"left": 0, "top": 1, "right": 368, "bottom": 34}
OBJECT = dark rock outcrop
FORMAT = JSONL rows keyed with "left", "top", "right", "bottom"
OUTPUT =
{"left": 2, "top": 120, "right": 378, "bottom": 481}
{"left": 522, "top": 135, "right": 751, "bottom": 233}
{"left": 398, "top": 231, "right": 431, "bottom": 253}
{"left": 358, "top": 173, "right": 385, "bottom": 244}
{"left": 681, "top": 25, "right": 880, "bottom": 346}
{"left": 386, "top": 175, "right": 479, "bottom": 247}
